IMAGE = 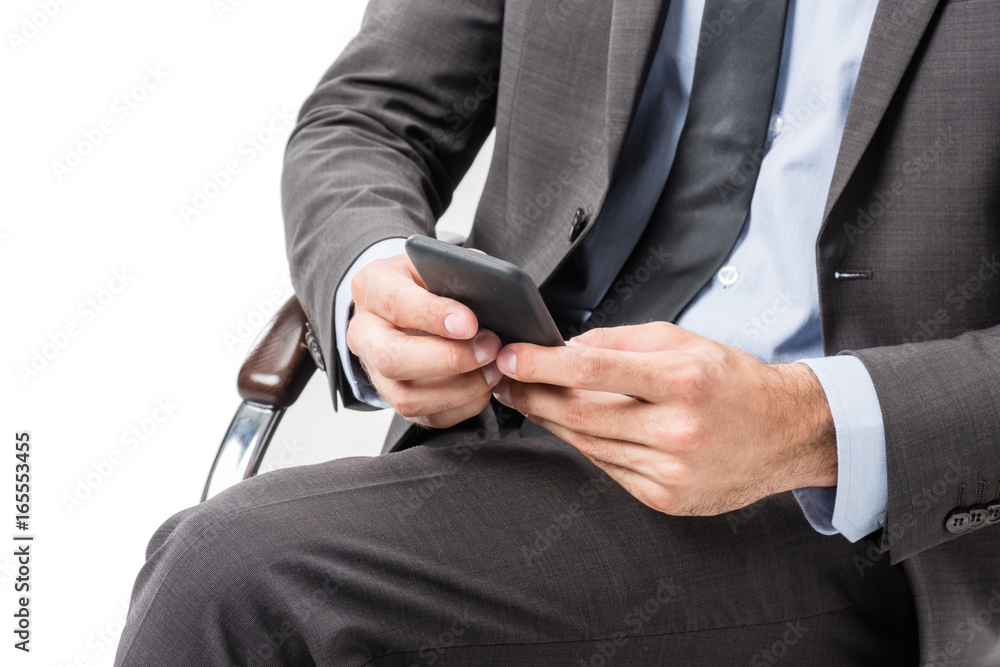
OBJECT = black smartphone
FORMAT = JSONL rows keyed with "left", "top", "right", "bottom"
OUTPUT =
{"left": 404, "top": 234, "right": 565, "bottom": 347}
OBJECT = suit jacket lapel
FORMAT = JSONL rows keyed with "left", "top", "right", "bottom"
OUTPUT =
{"left": 605, "top": 0, "right": 672, "bottom": 176}
{"left": 823, "top": 0, "right": 945, "bottom": 224}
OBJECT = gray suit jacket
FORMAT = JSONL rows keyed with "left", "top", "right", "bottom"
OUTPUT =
{"left": 283, "top": 0, "right": 1000, "bottom": 660}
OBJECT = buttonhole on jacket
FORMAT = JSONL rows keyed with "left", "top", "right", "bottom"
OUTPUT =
{"left": 834, "top": 269, "right": 873, "bottom": 281}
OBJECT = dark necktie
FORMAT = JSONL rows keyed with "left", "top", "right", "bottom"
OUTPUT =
{"left": 595, "top": 0, "right": 790, "bottom": 328}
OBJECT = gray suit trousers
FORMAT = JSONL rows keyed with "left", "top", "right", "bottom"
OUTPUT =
{"left": 114, "top": 418, "right": 918, "bottom": 666}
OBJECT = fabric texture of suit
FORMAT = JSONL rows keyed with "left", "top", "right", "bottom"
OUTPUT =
{"left": 280, "top": 0, "right": 1000, "bottom": 661}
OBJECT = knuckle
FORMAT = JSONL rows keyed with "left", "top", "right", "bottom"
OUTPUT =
{"left": 562, "top": 395, "right": 590, "bottom": 430}
{"left": 423, "top": 298, "right": 446, "bottom": 329}
{"left": 353, "top": 260, "right": 388, "bottom": 306}
{"left": 436, "top": 382, "right": 472, "bottom": 415}
{"left": 423, "top": 412, "right": 450, "bottom": 429}
{"left": 442, "top": 343, "right": 470, "bottom": 375}
{"left": 345, "top": 320, "right": 362, "bottom": 355}
{"left": 642, "top": 359, "right": 671, "bottom": 398}
{"left": 652, "top": 457, "right": 689, "bottom": 487}
{"left": 382, "top": 289, "right": 402, "bottom": 324}
{"left": 636, "top": 484, "right": 677, "bottom": 514}
{"left": 421, "top": 301, "right": 437, "bottom": 330}
{"left": 669, "top": 421, "right": 702, "bottom": 453}
{"left": 674, "top": 362, "right": 708, "bottom": 399}
{"left": 583, "top": 435, "right": 617, "bottom": 464}
{"left": 657, "top": 494, "right": 684, "bottom": 515}
{"left": 619, "top": 444, "right": 642, "bottom": 471}
{"left": 653, "top": 321, "right": 675, "bottom": 339}
{"left": 350, "top": 268, "right": 368, "bottom": 304}
{"left": 572, "top": 350, "right": 606, "bottom": 387}
{"left": 564, "top": 429, "right": 593, "bottom": 454}
{"left": 580, "top": 327, "right": 608, "bottom": 345}
{"left": 372, "top": 348, "right": 401, "bottom": 379}
{"left": 392, "top": 387, "right": 422, "bottom": 419}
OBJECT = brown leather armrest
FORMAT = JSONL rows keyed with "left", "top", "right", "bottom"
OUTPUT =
{"left": 237, "top": 296, "right": 317, "bottom": 409}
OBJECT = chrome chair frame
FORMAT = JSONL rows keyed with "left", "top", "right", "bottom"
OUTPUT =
{"left": 202, "top": 296, "right": 319, "bottom": 501}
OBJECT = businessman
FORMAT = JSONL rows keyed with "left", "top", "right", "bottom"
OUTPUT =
{"left": 116, "top": 0, "right": 1000, "bottom": 664}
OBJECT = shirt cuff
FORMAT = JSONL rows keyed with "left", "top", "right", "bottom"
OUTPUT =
{"left": 334, "top": 237, "right": 408, "bottom": 409}
{"left": 792, "top": 355, "right": 889, "bottom": 543}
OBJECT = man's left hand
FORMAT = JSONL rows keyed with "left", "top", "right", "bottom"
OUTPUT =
{"left": 492, "top": 322, "right": 837, "bottom": 516}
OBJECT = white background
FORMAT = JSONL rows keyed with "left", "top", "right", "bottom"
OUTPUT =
{"left": 0, "top": 1, "right": 492, "bottom": 664}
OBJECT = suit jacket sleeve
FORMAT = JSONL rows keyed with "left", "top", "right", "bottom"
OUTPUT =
{"left": 281, "top": 0, "right": 503, "bottom": 409}
{"left": 848, "top": 320, "right": 1000, "bottom": 563}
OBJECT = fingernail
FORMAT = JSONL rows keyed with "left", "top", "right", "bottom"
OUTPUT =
{"left": 482, "top": 361, "right": 501, "bottom": 387}
{"left": 493, "top": 379, "right": 511, "bottom": 406}
{"left": 444, "top": 314, "right": 464, "bottom": 337}
{"left": 497, "top": 348, "right": 516, "bottom": 375}
{"left": 474, "top": 331, "right": 501, "bottom": 364}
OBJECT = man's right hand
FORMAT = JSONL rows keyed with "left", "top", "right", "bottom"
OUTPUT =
{"left": 347, "top": 254, "right": 502, "bottom": 428}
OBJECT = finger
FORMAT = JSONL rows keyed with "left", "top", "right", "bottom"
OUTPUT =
{"left": 532, "top": 416, "right": 685, "bottom": 514}
{"left": 348, "top": 313, "right": 501, "bottom": 380}
{"left": 523, "top": 410, "right": 663, "bottom": 472}
{"left": 496, "top": 342, "right": 685, "bottom": 401}
{"left": 382, "top": 368, "right": 498, "bottom": 421}
{"left": 546, "top": 417, "right": 693, "bottom": 493}
{"left": 568, "top": 322, "right": 703, "bottom": 353}
{"left": 410, "top": 391, "right": 494, "bottom": 430}
{"left": 352, "top": 255, "right": 478, "bottom": 339}
{"left": 496, "top": 379, "right": 664, "bottom": 447}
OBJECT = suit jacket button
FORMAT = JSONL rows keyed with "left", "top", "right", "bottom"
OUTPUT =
{"left": 967, "top": 506, "right": 989, "bottom": 530}
{"left": 305, "top": 322, "right": 326, "bottom": 372}
{"left": 569, "top": 208, "right": 589, "bottom": 242}
{"left": 945, "top": 510, "right": 972, "bottom": 534}
{"left": 986, "top": 503, "right": 1000, "bottom": 525}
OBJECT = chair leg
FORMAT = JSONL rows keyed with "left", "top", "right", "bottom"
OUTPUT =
{"left": 202, "top": 401, "right": 285, "bottom": 502}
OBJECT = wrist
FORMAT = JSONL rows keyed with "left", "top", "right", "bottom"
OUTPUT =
{"left": 771, "top": 362, "right": 838, "bottom": 489}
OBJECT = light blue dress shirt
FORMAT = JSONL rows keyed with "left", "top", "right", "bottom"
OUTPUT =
{"left": 333, "top": 0, "right": 887, "bottom": 542}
